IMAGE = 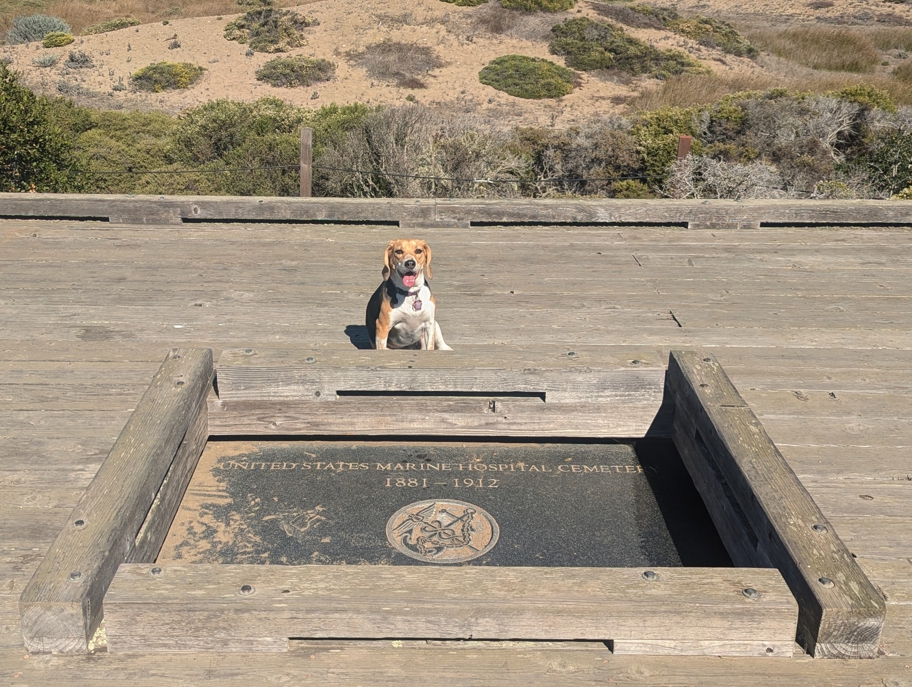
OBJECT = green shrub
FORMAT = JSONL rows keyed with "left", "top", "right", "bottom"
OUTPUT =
{"left": 255, "top": 56, "right": 334, "bottom": 87}
{"left": 549, "top": 17, "right": 707, "bottom": 79}
{"left": 829, "top": 84, "right": 896, "bottom": 112}
{"left": 83, "top": 18, "right": 141, "bottom": 35}
{"left": 42, "top": 32, "right": 74, "bottom": 48}
{"left": 611, "top": 179, "right": 655, "bottom": 198}
{"left": 665, "top": 17, "right": 758, "bottom": 58}
{"left": 224, "top": 7, "right": 318, "bottom": 53}
{"left": 630, "top": 106, "right": 702, "bottom": 186}
{"left": 852, "top": 129, "right": 912, "bottom": 195}
{"left": 131, "top": 62, "right": 205, "bottom": 92}
{"left": 479, "top": 54, "right": 577, "bottom": 98}
{"left": 7, "top": 14, "right": 70, "bottom": 44}
{"left": 501, "top": 0, "right": 576, "bottom": 10}
{"left": 0, "top": 63, "right": 79, "bottom": 191}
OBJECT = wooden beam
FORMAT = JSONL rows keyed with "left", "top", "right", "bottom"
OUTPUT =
{"left": 207, "top": 397, "right": 673, "bottom": 438}
{"left": 665, "top": 350, "right": 886, "bottom": 659}
{"left": 18, "top": 348, "right": 214, "bottom": 654}
{"left": 299, "top": 127, "right": 312, "bottom": 198}
{"left": 3, "top": 194, "right": 912, "bottom": 228}
{"left": 215, "top": 366, "right": 667, "bottom": 404}
{"left": 104, "top": 564, "right": 797, "bottom": 656}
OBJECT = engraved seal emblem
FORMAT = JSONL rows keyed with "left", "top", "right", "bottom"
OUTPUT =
{"left": 386, "top": 499, "right": 499, "bottom": 564}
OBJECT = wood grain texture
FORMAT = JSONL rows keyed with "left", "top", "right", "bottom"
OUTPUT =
{"left": 18, "top": 349, "right": 213, "bottom": 654}
{"left": 4, "top": 194, "right": 912, "bottom": 228}
{"left": 666, "top": 351, "right": 886, "bottom": 659}
{"left": 207, "top": 397, "right": 673, "bottom": 437}
{"left": 104, "top": 564, "right": 797, "bottom": 655}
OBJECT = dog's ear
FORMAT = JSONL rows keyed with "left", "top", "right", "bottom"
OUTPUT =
{"left": 422, "top": 241, "right": 432, "bottom": 280}
{"left": 382, "top": 240, "right": 395, "bottom": 280}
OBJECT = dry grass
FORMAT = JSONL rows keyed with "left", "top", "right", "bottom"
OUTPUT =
{"left": 894, "top": 59, "right": 912, "bottom": 83}
{"left": 348, "top": 41, "right": 445, "bottom": 89}
{"left": 867, "top": 27, "right": 912, "bottom": 52}
{"left": 627, "top": 72, "right": 778, "bottom": 110}
{"left": 745, "top": 27, "right": 880, "bottom": 73}
{"left": 467, "top": 2, "right": 557, "bottom": 41}
{"left": 629, "top": 69, "right": 912, "bottom": 112}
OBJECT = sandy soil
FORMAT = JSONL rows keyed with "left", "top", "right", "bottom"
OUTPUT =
{"left": 2, "top": 0, "right": 911, "bottom": 127}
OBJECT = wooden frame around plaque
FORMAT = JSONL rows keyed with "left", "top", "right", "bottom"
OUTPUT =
{"left": 19, "top": 349, "right": 884, "bottom": 658}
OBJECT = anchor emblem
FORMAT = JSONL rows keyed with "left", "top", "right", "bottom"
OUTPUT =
{"left": 386, "top": 500, "right": 499, "bottom": 563}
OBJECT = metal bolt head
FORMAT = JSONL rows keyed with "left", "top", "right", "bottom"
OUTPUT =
{"left": 743, "top": 587, "right": 759, "bottom": 599}
{"left": 150, "top": 567, "right": 162, "bottom": 576}
{"left": 73, "top": 519, "right": 86, "bottom": 529}
{"left": 239, "top": 584, "right": 255, "bottom": 595}
{"left": 305, "top": 356, "right": 316, "bottom": 363}
{"left": 812, "top": 524, "right": 828, "bottom": 533}
{"left": 641, "top": 570, "right": 657, "bottom": 581}
{"left": 702, "top": 357, "right": 712, "bottom": 363}
{"left": 68, "top": 571, "right": 83, "bottom": 582}
{"left": 567, "top": 351, "right": 577, "bottom": 358}
{"left": 818, "top": 577, "right": 835, "bottom": 588}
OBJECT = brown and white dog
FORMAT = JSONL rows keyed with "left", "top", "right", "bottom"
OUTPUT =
{"left": 365, "top": 239, "right": 452, "bottom": 350}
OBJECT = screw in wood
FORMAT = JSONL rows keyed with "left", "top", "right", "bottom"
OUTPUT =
{"left": 702, "top": 358, "right": 712, "bottom": 362}
{"left": 742, "top": 588, "right": 759, "bottom": 599}
{"left": 567, "top": 351, "right": 577, "bottom": 357}
{"left": 175, "top": 380, "right": 185, "bottom": 386}
{"left": 765, "top": 647, "right": 774, "bottom": 655}
{"left": 68, "top": 571, "right": 83, "bottom": 582}
{"left": 73, "top": 519, "right": 86, "bottom": 529}
{"left": 699, "top": 383, "right": 709, "bottom": 388}
{"left": 818, "top": 577, "right": 835, "bottom": 588}
{"left": 239, "top": 584, "right": 255, "bottom": 595}
{"left": 641, "top": 570, "right": 657, "bottom": 581}
{"left": 150, "top": 567, "right": 162, "bottom": 576}
{"left": 812, "top": 524, "right": 828, "bottom": 533}
{"left": 630, "top": 359, "right": 643, "bottom": 365}
{"left": 305, "top": 357, "right": 316, "bottom": 363}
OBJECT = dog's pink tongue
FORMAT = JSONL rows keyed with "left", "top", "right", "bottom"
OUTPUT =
{"left": 402, "top": 274, "right": 417, "bottom": 288}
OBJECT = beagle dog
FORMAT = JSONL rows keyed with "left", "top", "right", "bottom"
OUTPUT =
{"left": 365, "top": 239, "right": 452, "bottom": 350}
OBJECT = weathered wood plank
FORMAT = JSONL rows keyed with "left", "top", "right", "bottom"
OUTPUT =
{"left": 214, "top": 366, "right": 667, "bottom": 404}
{"left": 18, "top": 349, "right": 213, "bottom": 654}
{"left": 5, "top": 194, "right": 912, "bottom": 228}
{"left": 128, "top": 395, "right": 209, "bottom": 564}
{"left": 207, "top": 397, "right": 673, "bottom": 438}
{"left": 666, "top": 351, "right": 886, "bottom": 659}
{"left": 104, "top": 565, "right": 797, "bottom": 655}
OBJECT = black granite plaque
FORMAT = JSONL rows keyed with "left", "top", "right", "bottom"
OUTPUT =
{"left": 159, "top": 440, "right": 731, "bottom": 568}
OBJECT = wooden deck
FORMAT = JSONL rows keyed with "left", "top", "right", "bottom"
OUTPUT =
{"left": 1, "top": 196, "right": 911, "bottom": 684}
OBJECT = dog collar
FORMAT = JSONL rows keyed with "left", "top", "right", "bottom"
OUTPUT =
{"left": 389, "top": 281, "right": 428, "bottom": 311}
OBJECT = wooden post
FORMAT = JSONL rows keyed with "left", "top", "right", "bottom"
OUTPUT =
{"left": 300, "top": 127, "right": 313, "bottom": 198}
{"left": 676, "top": 135, "right": 692, "bottom": 160}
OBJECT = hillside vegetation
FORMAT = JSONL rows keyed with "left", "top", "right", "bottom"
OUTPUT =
{"left": 4, "top": 0, "right": 912, "bottom": 198}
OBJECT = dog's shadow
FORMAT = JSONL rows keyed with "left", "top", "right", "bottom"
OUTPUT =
{"left": 345, "top": 325, "right": 372, "bottom": 350}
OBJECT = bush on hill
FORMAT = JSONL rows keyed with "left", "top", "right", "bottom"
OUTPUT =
{"left": 255, "top": 56, "right": 335, "bottom": 88}
{"left": 42, "top": 32, "right": 74, "bottom": 47}
{"left": 479, "top": 54, "right": 577, "bottom": 98}
{"left": 7, "top": 14, "right": 70, "bottom": 44}
{"left": 83, "top": 18, "right": 141, "bottom": 35}
{"left": 131, "top": 62, "right": 205, "bottom": 91}
{"left": 501, "top": 0, "right": 576, "bottom": 11}
{"left": 549, "top": 17, "right": 708, "bottom": 79}
{"left": 223, "top": 6, "right": 318, "bottom": 53}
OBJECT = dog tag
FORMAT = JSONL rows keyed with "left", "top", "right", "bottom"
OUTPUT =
{"left": 413, "top": 299, "right": 423, "bottom": 311}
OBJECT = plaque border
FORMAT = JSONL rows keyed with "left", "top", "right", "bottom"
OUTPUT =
{"left": 18, "top": 349, "right": 884, "bottom": 659}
